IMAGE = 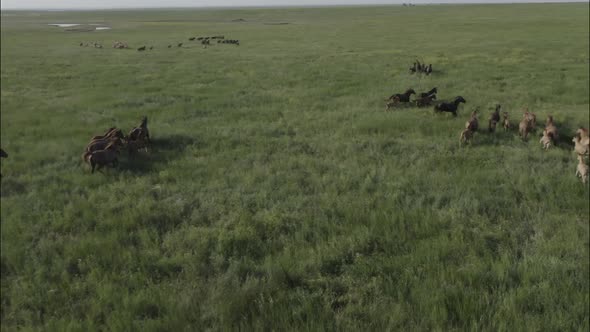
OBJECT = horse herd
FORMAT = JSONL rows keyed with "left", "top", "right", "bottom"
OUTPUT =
{"left": 80, "top": 35, "right": 240, "bottom": 51}
{"left": 136, "top": 34, "right": 241, "bottom": 51}
{"left": 384, "top": 86, "right": 590, "bottom": 183}
{"left": 3, "top": 102, "right": 587, "bottom": 182}
{"left": 0, "top": 57, "right": 588, "bottom": 183}
{"left": 165, "top": 35, "right": 239, "bottom": 50}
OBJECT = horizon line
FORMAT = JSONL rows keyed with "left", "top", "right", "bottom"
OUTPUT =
{"left": 1, "top": 1, "right": 588, "bottom": 11}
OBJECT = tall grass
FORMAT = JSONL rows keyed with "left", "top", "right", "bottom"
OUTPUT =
{"left": 1, "top": 3, "right": 589, "bottom": 330}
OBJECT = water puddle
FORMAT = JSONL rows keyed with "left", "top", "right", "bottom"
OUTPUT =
{"left": 48, "top": 23, "right": 112, "bottom": 31}
{"left": 48, "top": 23, "right": 80, "bottom": 27}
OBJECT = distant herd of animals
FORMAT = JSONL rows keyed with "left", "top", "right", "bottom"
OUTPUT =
{"left": 80, "top": 35, "right": 240, "bottom": 51}
{"left": 409, "top": 60, "right": 433, "bottom": 75}
{"left": 384, "top": 85, "right": 590, "bottom": 183}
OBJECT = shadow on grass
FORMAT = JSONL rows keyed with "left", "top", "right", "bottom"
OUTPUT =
{"left": 469, "top": 128, "right": 524, "bottom": 146}
{"left": 409, "top": 69, "right": 446, "bottom": 77}
{"left": 554, "top": 132, "right": 576, "bottom": 150}
{"left": 555, "top": 115, "right": 584, "bottom": 150}
{"left": 384, "top": 102, "right": 416, "bottom": 111}
{"left": 151, "top": 134, "right": 198, "bottom": 152}
{"left": 0, "top": 177, "right": 27, "bottom": 197}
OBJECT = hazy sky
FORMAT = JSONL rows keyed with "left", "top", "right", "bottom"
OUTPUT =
{"left": 1, "top": 0, "right": 587, "bottom": 9}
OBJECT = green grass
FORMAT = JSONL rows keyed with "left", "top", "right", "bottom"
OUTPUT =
{"left": 1, "top": 3, "right": 589, "bottom": 331}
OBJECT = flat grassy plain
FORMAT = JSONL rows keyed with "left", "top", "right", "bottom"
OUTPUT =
{"left": 1, "top": 3, "right": 589, "bottom": 330}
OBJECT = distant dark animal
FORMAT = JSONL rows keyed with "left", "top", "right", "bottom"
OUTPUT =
{"left": 385, "top": 97, "right": 399, "bottom": 111}
{"left": 416, "top": 60, "right": 423, "bottom": 72}
{"left": 149, "top": 46, "right": 154, "bottom": 50}
{"left": 419, "top": 87, "right": 437, "bottom": 98}
{"left": 137, "top": 46, "right": 146, "bottom": 51}
{"left": 197, "top": 37, "right": 203, "bottom": 40}
{"left": 138, "top": 116, "right": 150, "bottom": 142}
{"left": 489, "top": 119, "right": 497, "bottom": 132}
{"left": 168, "top": 45, "right": 172, "bottom": 48}
{"left": 177, "top": 43, "right": 183, "bottom": 47}
{"left": 434, "top": 96, "right": 466, "bottom": 117}
{"left": 488, "top": 104, "right": 501, "bottom": 132}
{"left": 411, "top": 60, "right": 433, "bottom": 74}
{"left": 490, "top": 104, "right": 501, "bottom": 123}
{"left": 80, "top": 42, "right": 84, "bottom": 46}
{"left": 189, "top": 37, "right": 196, "bottom": 41}
{"left": 0, "top": 148, "right": 7, "bottom": 178}
{"left": 415, "top": 94, "right": 437, "bottom": 107}
{"left": 385, "top": 89, "right": 416, "bottom": 110}
{"left": 387, "top": 89, "right": 416, "bottom": 103}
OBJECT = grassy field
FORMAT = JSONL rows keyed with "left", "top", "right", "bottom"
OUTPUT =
{"left": 1, "top": 3, "right": 589, "bottom": 330}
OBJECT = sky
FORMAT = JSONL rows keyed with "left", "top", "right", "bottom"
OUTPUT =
{"left": 0, "top": 0, "right": 587, "bottom": 10}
